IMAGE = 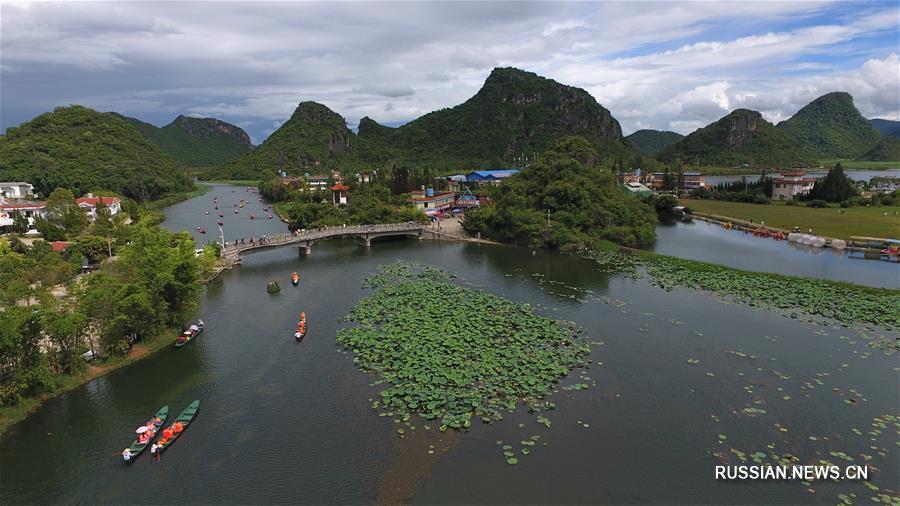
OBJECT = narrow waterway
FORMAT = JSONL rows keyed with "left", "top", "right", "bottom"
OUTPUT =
{"left": 652, "top": 220, "right": 900, "bottom": 289}
{"left": 2, "top": 185, "right": 897, "bottom": 505}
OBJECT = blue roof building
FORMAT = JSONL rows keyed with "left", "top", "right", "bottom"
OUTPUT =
{"left": 466, "top": 169, "right": 520, "bottom": 183}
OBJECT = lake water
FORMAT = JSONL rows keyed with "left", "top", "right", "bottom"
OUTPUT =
{"left": 2, "top": 185, "right": 897, "bottom": 505}
{"left": 705, "top": 169, "right": 900, "bottom": 187}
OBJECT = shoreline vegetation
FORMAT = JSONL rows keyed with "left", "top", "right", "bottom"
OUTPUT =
{"left": 0, "top": 188, "right": 210, "bottom": 439}
{"left": 0, "top": 326, "right": 182, "bottom": 436}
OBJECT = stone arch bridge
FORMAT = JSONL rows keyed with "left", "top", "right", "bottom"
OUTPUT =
{"left": 221, "top": 222, "right": 434, "bottom": 262}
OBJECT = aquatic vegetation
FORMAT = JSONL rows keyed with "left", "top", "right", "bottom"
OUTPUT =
{"left": 337, "top": 261, "right": 591, "bottom": 434}
{"left": 583, "top": 249, "right": 900, "bottom": 330}
{"left": 639, "top": 254, "right": 900, "bottom": 330}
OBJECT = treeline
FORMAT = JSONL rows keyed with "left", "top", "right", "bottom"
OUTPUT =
{"left": 257, "top": 168, "right": 429, "bottom": 231}
{"left": 692, "top": 177, "right": 774, "bottom": 204}
{"left": 0, "top": 202, "right": 212, "bottom": 407}
{"left": 462, "top": 137, "right": 657, "bottom": 249}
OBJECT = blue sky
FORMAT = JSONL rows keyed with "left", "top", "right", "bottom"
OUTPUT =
{"left": 1, "top": 1, "right": 898, "bottom": 143}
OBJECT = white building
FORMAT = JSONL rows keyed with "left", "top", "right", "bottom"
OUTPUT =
{"left": 0, "top": 182, "right": 35, "bottom": 199}
{"left": 0, "top": 201, "right": 47, "bottom": 232}
{"left": 772, "top": 171, "right": 816, "bottom": 200}
{"left": 76, "top": 196, "right": 121, "bottom": 221}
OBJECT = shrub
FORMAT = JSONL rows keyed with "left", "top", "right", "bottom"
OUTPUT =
{"left": 806, "top": 199, "right": 828, "bottom": 208}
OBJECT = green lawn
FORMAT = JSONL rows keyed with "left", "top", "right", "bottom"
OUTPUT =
{"left": 681, "top": 199, "right": 900, "bottom": 240}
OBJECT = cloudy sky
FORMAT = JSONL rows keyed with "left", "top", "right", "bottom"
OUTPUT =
{"left": 2, "top": 1, "right": 898, "bottom": 144}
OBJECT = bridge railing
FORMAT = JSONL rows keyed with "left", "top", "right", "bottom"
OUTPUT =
{"left": 221, "top": 222, "right": 425, "bottom": 255}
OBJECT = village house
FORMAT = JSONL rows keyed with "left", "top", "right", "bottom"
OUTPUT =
{"left": 76, "top": 196, "right": 121, "bottom": 221}
{"left": 646, "top": 172, "right": 707, "bottom": 191}
{"left": 0, "top": 200, "right": 47, "bottom": 232}
{"left": 772, "top": 171, "right": 816, "bottom": 200}
{"left": 408, "top": 187, "right": 455, "bottom": 214}
{"left": 0, "top": 182, "right": 35, "bottom": 199}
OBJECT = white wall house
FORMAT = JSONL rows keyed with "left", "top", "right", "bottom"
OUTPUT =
{"left": 0, "top": 182, "right": 35, "bottom": 199}
{"left": 772, "top": 171, "right": 816, "bottom": 200}
{"left": 76, "top": 196, "right": 121, "bottom": 221}
{"left": 0, "top": 201, "right": 47, "bottom": 232}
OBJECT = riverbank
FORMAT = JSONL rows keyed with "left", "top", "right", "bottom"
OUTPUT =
{"left": 0, "top": 328, "right": 181, "bottom": 436}
{"left": 695, "top": 162, "right": 897, "bottom": 174}
{"left": 145, "top": 183, "right": 212, "bottom": 210}
{"left": 681, "top": 199, "right": 900, "bottom": 239}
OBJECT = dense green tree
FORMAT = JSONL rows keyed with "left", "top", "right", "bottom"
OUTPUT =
{"left": 45, "top": 188, "right": 88, "bottom": 237}
{"left": 0, "top": 306, "right": 49, "bottom": 405}
{"left": 10, "top": 210, "right": 29, "bottom": 234}
{"left": 807, "top": 163, "right": 858, "bottom": 202}
{"left": 42, "top": 309, "right": 87, "bottom": 375}
{"left": 462, "top": 136, "right": 656, "bottom": 249}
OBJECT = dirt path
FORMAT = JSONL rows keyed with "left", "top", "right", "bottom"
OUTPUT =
{"left": 86, "top": 344, "right": 150, "bottom": 379}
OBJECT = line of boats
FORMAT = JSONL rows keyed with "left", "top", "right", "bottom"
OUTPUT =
{"left": 121, "top": 400, "right": 200, "bottom": 463}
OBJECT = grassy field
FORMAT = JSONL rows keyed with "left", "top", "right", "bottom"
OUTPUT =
{"left": 681, "top": 199, "right": 900, "bottom": 239}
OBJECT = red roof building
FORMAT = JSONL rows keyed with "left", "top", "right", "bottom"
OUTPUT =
{"left": 330, "top": 184, "right": 349, "bottom": 205}
{"left": 76, "top": 196, "right": 121, "bottom": 220}
{"left": 50, "top": 241, "right": 72, "bottom": 252}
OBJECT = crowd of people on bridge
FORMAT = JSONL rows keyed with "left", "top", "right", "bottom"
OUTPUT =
{"left": 221, "top": 223, "right": 423, "bottom": 250}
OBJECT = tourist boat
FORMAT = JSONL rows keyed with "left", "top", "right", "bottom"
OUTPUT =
{"left": 294, "top": 318, "right": 307, "bottom": 341}
{"left": 268, "top": 214, "right": 273, "bottom": 220}
{"left": 199, "top": 228, "right": 206, "bottom": 234}
{"left": 174, "top": 320, "right": 204, "bottom": 348}
{"left": 121, "top": 405, "right": 168, "bottom": 463}
{"left": 204, "top": 211, "right": 209, "bottom": 215}
{"left": 291, "top": 272, "right": 300, "bottom": 286}
{"left": 250, "top": 214, "right": 255, "bottom": 220}
{"left": 217, "top": 220, "right": 223, "bottom": 226}
{"left": 151, "top": 400, "right": 200, "bottom": 457}
{"left": 218, "top": 212, "right": 224, "bottom": 217}
{"left": 234, "top": 209, "right": 239, "bottom": 214}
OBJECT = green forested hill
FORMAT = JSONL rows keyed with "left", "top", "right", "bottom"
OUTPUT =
{"left": 657, "top": 109, "right": 813, "bottom": 166}
{"left": 218, "top": 102, "right": 391, "bottom": 179}
{"left": 213, "top": 67, "right": 636, "bottom": 179}
{"left": 858, "top": 137, "right": 900, "bottom": 162}
{"left": 111, "top": 113, "right": 253, "bottom": 166}
{"left": 776, "top": 92, "right": 881, "bottom": 159}
{"left": 625, "top": 129, "right": 684, "bottom": 155}
{"left": 869, "top": 118, "right": 900, "bottom": 138}
{"left": 0, "top": 106, "right": 192, "bottom": 200}
{"left": 368, "top": 67, "right": 635, "bottom": 167}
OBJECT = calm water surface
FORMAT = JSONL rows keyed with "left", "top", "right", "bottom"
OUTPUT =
{"left": 652, "top": 220, "right": 900, "bottom": 289}
{"left": 705, "top": 169, "right": 899, "bottom": 186}
{"left": 2, "top": 185, "right": 897, "bottom": 505}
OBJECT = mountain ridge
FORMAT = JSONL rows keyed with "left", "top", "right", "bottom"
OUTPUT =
{"left": 216, "top": 67, "right": 637, "bottom": 178}
{"left": 111, "top": 113, "right": 253, "bottom": 167}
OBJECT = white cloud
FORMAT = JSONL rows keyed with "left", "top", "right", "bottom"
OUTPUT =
{"left": 1, "top": 1, "right": 897, "bottom": 140}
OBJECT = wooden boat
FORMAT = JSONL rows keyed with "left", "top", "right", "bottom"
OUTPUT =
{"left": 291, "top": 272, "right": 300, "bottom": 286}
{"left": 174, "top": 320, "right": 204, "bottom": 348}
{"left": 295, "top": 313, "right": 307, "bottom": 341}
{"left": 122, "top": 405, "right": 168, "bottom": 463}
{"left": 294, "top": 321, "right": 307, "bottom": 341}
{"left": 152, "top": 400, "right": 200, "bottom": 456}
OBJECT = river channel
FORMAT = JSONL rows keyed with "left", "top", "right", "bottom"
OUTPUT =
{"left": 2, "top": 184, "right": 897, "bottom": 505}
